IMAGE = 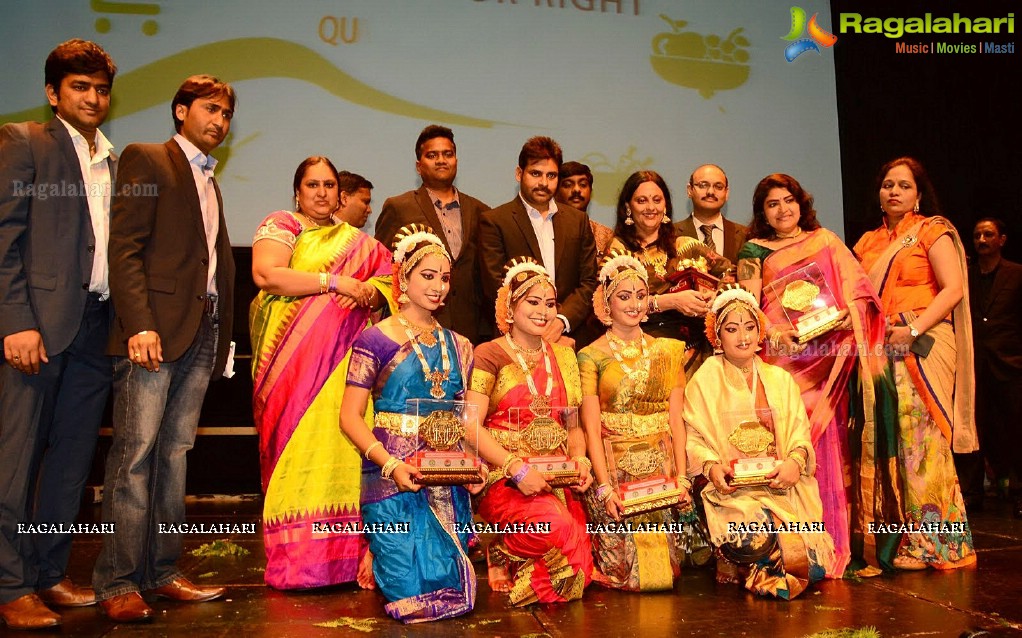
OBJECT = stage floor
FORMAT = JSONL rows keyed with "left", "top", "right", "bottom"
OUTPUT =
{"left": 11, "top": 495, "right": 1021, "bottom": 637}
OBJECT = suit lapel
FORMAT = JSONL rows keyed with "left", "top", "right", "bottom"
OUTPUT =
{"left": 676, "top": 216, "right": 697, "bottom": 240}
{"left": 723, "top": 218, "right": 741, "bottom": 259}
{"left": 552, "top": 206, "right": 568, "bottom": 272}
{"left": 165, "top": 140, "right": 207, "bottom": 244}
{"left": 47, "top": 119, "right": 94, "bottom": 243}
{"left": 510, "top": 198, "right": 543, "bottom": 260}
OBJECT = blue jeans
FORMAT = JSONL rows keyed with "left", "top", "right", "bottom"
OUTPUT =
{"left": 0, "top": 295, "right": 111, "bottom": 603}
{"left": 92, "top": 316, "right": 216, "bottom": 600}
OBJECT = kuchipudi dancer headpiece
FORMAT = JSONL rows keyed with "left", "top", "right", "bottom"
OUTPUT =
{"left": 391, "top": 223, "right": 451, "bottom": 304}
{"left": 593, "top": 249, "right": 648, "bottom": 326}
{"left": 704, "top": 284, "right": 767, "bottom": 351}
{"left": 495, "top": 257, "right": 556, "bottom": 334}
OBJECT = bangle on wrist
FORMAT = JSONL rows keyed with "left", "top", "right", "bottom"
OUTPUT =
{"left": 318, "top": 272, "right": 328, "bottom": 294}
{"left": 595, "top": 482, "right": 613, "bottom": 503}
{"left": 501, "top": 454, "right": 523, "bottom": 479}
{"left": 328, "top": 274, "right": 339, "bottom": 293}
{"left": 702, "top": 460, "right": 721, "bottom": 478}
{"left": 648, "top": 295, "right": 661, "bottom": 313}
{"left": 380, "top": 456, "right": 401, "bottom": 479}
{"left": 574, "top": 456, "right": 593, "bottom": 472}
{"left": 511, "top": 463, "right": 531, "bottom": 484}
{"left": 364, "top": 440, "right": 383, "bottom": 460}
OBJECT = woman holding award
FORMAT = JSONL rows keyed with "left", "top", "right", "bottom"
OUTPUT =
{"left": 577, "top": 250, "right": 691, "bottom": 592}
{"left": 466, "top": 257, "right": 594, "bottom": 607}
{"left": 250, "top": 156, "right": 391, "bottom": 590}
{"left": 852, "top": 157, "right": 976, "bottom": 572}
{"left": 684, "top": 286, "right": 836, "bottom": 599}
{"left": 735, "top": 174, "right": 890, "bottom": 578}
{"left": 339, "top": 224, "right": 483, "bottom": 623}
{"left": 607, "top": 171, "right": 729, "bottom": 375}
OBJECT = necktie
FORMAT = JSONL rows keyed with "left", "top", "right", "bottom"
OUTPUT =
{"left": 202, "top": 166, "right": 219, "bottom": 295}
{"left": 700, "top": 224, "right": 718, "bottom": 253}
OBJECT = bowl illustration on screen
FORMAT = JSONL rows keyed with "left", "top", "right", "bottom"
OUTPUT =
{"left": 580, "top": 147, "right": 653, "bottom": 206}
{"left": 650, "top": 15, "right": 750, "bottom": 99}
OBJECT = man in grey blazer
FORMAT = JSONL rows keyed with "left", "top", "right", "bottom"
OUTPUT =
{"left": 676, "top": 163, "right": 748, "bottom": 264}
{"left": 92, "top": 75, "right": 236, "bottom": 623}
{"left": 478, "top": 136, "right": 598, "bottom": 346}
{"left": 0, "top": 40, "right": 117, "bottom": 630}
{"left": 376, "top": 125, "right": 490, "bottom": 343}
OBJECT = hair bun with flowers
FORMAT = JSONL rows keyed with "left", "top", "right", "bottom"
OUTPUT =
{"left": 390, "top": 223, "right": 451, "bottom": 304}
{"left": 593, "top": 249, "right": 647, "bottom": 326}
{"left": 495, "top": 256, "right": 555, "bottom": 334}
{"left": 704, "top": 283, "right": 767, "bottom": 350}
{"left": 391, "top": 223, "right": 449, "bottom": 265}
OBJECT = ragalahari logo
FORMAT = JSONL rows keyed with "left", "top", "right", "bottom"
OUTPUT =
{"left": 781, "top": 7, "right": 837, "bottom": 62}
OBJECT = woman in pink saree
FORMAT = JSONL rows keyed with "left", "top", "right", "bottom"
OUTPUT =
{"left": 737, "top": 174, "right": 892, "bottom": 578}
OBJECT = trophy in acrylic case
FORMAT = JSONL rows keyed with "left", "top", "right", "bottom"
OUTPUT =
{"left": 612, "top": 429, "right": 684, "bottom": 516}
{"left": 507, "top": 405, "right": 581, "bottom": 488}
{"left": 725, "top": 408, "right": 782, "bottom": 488}
{"left": 404, "top": 399, "right": 483, "bottom": 485}
{"left": 763, "top": 262, "right": 843, "bottom": 343}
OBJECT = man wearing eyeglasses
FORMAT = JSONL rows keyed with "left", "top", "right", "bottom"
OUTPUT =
{"left": 676, "top": 164, "right": 747, "bottom": 263}
{"left": 376, "top": 124, "right": 490, "bottom": 344}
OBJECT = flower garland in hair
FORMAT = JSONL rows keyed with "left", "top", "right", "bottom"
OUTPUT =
{"left": 704, "top": 284, "right": 767, "bottom": 350}
{"left": 389, "top": 223, "right": 450, "bottom": 303}
{"left": 593, "top": 249, "right": 647, "bottom": 326}
{"left": 495, "top": 256, "right": 554, "bottom": 334}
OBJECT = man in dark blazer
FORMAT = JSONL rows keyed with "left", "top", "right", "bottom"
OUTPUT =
{"left": 963, "top": 218, "right": 1022, "bottom": 517}
{"left": 676, "top": 163, "right": 747, "bottom": 264}
{"left": 479, "top": 137, "right": 597, "bottom": 346}
{"left": 92, "top": 75, "right": 236, "bottom": 623}
{"left": 376, "top": 125, "right": 490, "bottom": 343}
{"left": 0, "top": 40, "right": 117, "bottom": 630}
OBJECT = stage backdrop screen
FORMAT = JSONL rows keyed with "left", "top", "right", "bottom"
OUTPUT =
{"left": 1, "top": 0, "right": 842, "bottom": 242}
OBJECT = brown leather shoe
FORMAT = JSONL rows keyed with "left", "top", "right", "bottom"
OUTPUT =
{"left": 38, "top": 577, "right": 97, "bottom": 607}
{"left": 150, "top": 577, "right": 225, "bottom": 603}
{"left": 99, "top": 592, "right": 153, "bottom": 623}
{"left": 0, "top": 593, "right": 61, "bottom": 629}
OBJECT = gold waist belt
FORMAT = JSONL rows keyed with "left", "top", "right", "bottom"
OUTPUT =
{"left": 600, "top": 411, "right": 669, "bottom": 438}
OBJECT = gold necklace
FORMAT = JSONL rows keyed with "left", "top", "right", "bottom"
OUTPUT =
{"left": 509, "top": 339, "right": 554, "bottom": 416}
{"left": 607, "top": 331, "right": 651, "bottom": 396}
{"left": 400, "top": 318, "right": 451, "bottom": 399}
{"left": 775, "top": 227, "right": 802, "bottom": 239}
{"left": 397, "top": 313, "right": 439, "bottom": 348}
{"left": 607, "top": 331, "right": 644, "bottom": 359}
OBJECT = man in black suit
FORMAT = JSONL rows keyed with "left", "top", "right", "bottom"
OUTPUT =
{"left": 376, "top": 125, "right": 490, "bottom": 343}
{"left": 676, "top": 163, "right": 747, "bottom": 264}
{"left": 92, "top": 75, "right": 236, "bottom": 622}
{"left": 963, "top": 218, "right": 1022, "bottom": 517}
{"left": 479, "top": 137, "right": 598, "bottom": 346}
{"left": 0, "top": 40, "right": 116, "bottom": 630}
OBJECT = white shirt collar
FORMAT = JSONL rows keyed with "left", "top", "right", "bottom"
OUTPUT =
{"left": 519, "top": 193, "right": 558, "bottom": 219}
{"left": 56, "top": 116, "right": 114, "bottom": 160}
{"left": 174, "top": 133, "right": 217, "bottom": 171}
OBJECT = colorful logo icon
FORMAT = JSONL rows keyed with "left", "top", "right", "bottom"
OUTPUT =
{"left": 650, "top": 15, "right": 751, "bottom": 99}
{"left": 781, "top": 7, "right": 836, "bottom": 62}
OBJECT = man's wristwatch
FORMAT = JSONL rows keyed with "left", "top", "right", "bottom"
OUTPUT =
{"left": 908, "top": 323, "right": 919, "bottom": 339}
